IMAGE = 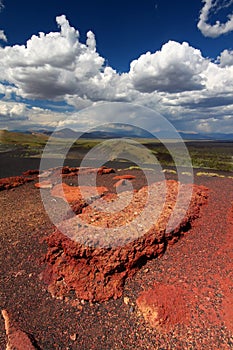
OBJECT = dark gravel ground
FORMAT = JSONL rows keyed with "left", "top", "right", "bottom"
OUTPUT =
{"left": 0, "top": 167, "right": 233, "bottom": 349}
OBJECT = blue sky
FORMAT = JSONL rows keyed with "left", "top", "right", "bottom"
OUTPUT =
{"left": 1, "top": 0, "right": 232, "bottom": 71}
{"left": 0, "top": 0, "right": 233, "bottom": 135}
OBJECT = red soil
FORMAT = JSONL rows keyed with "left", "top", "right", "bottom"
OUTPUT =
{"left": 136, "top": 283, "right": 191, "bottom": 330}
{"left": 134, "top": 175, "right": 233, "bottom": 344}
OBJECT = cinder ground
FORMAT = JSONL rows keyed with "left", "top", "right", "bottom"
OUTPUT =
{"left": 0, "top": 168, "right": 233, "bottom": 349}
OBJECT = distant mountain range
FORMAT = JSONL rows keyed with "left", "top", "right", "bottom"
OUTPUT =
{"left": 4, "top": 127, "right": 233, "bottom": 141}
{"left": 26, "top": 127, "right": 155, "bottom": 139}
{"left": 178, "top": 132, "right": 233, "bottom": 141}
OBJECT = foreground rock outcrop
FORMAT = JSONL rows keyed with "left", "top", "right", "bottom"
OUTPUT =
{"left": 0, "top": 176, "right": 35, "bottom": 191}
{"left": 42, "top": 179, "right": 208, "bottom": 302}
{"left": 0, "top": 169, "right": 39, "bottom": 191}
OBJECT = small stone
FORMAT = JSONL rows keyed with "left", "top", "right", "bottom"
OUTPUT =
{"left": 216, "top": 293, "right": 223, "bottom": 298}
{"left": 144, "top": 268, "right": 149, "bottom": 273}
{"left": 129, "top": 306, "right": 134, "bottom": 313}
{"left": 70, "top": 333, "right": 77, "bottom": 341}
{"left": 124, "top": 297, "right": 130, "bottom": 305}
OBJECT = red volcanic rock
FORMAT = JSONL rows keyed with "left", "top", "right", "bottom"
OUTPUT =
{"left": 62, "top": 171, "right": 78, "bottom": 178}
{"left": 1, "top": 309, "right": 37, "bottom": 350}
{"left": 76, "top": 167, "right": 99, "bottom": 175}
{"left": 34, "top": 180, "right": 53, "bottom": 189}
{"left": 43, "top": 180, "right": 208, "bottom": 302}
{"left": 38, "top": 166, "right": 115, "bottom": 181}
{"left": 113, "top": 174, "right": 136, "bottom": 180}
{"left": 0, "top": 176, "right": 34, "bottom": 191}
{"left": 114, "top": 179, "right": 126, "bottom": 188}
{"left": 38, "top": 170, "right": 52, "bottom": 178}
{"left": 63, "top": 166, "right": 115, "bottom": 176}
{"left": 136, "top": 283, "right": 191, "bottom": 331}
{"left": 62, "top": 166, "right": 72, "bottom": 174}
{"left": 22, "top": 169, "right": 39, "bottom": 176}
{"left": 51, "top": 183, "right": 108, "bottom": 204}
{"left": 61, "top": 166, "right": 80, "bottom": 176}
{"left": 98, "top": 167, "right": 115, "bottom": 175}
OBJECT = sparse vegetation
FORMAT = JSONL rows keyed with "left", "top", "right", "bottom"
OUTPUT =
{"left": 181, "top": 171, "right": 192, "bottom": 176}
{"left": 162, "top": 169, "right": 177, "bottom": 174}
{"left": 196, "top": 172, "right": 226, "bottom": 178}
{"left": 0, "top": 130, "right": 232, "bottom": 173}
{"left": 0, "top": 130, "right": 48, "bottom": 147}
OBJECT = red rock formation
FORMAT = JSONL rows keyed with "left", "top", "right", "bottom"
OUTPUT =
{"left": 114, "top": 179, "right": 126, "bottom": 188}
{"left": 113, "top": 174, "right": 136, "bottom": 180}
{"left": 59, "top": 166, "right": 115, "bottom": 177}
{"left": 22, "top": 169, "right": 39, "bottom": 176}
{"left": 0, "top": 176, "right": 34, "bottom": 191}
{"left": 76, "top": 167, "right": 99, "bottom": 175}
{"left": 98, "top": 167, "right": 115, "bottom": 175}
{"left": 34, "top": 180, "right": 53, "bottom": 189}
{"left": 43, "top": 180, "right": 208, "bottom": 303}
{"left": 51, "top": 183, "right": 108, "bottom": 204}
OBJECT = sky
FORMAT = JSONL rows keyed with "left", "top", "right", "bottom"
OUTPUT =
{"left": 0, "top": 0, "right": 233, "bottom": 135}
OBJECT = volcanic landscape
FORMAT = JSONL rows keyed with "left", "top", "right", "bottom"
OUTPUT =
{"left": 0, "top": 158, "right": 233, "bottom": 349}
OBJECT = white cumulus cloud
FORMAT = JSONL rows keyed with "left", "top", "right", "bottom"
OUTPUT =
{"left": 0, "top": 15, "right": 115, "bottom": 101}
{"left": 129, "top": 41, "right": 208, "bottom": 93}
{"left": 0, "top": 14, "right": 232, "bottom": 134}
{"left": 0, "top": 30, "right": 7, "bottom": 42}
{"left": 0, "top": 101, "right": 27, "bottom": 120}
{"left": 0, "top": 0, "right": 4, "bottom": 11}
{"left": 198, "top": 0, "right": 233, "bottom": 37}
{"left": 217, "top": 49, "right": 233, "bottom": 66}
{"left": 0, "top": 0, "right": 7, "bottom": 43}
